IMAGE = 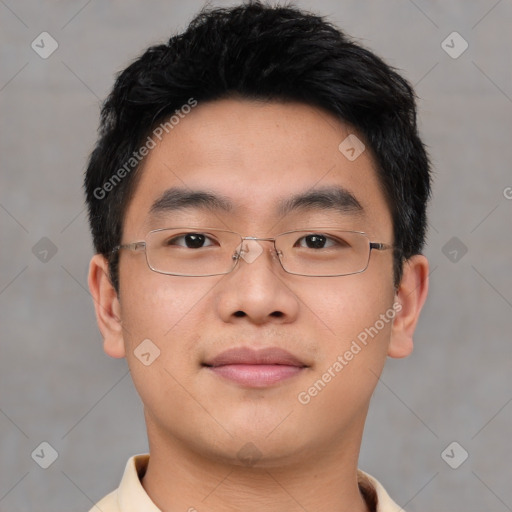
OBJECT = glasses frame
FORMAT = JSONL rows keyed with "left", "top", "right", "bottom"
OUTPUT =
{"left": 112, "top": 227, "right": 395, "bottom": 277}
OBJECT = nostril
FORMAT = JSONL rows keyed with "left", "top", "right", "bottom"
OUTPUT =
{"left": 234, "top": 311, "right": 246, "bottom": 317}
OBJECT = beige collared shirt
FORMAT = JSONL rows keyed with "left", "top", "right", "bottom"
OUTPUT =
{"left": 89, "top": 454, "right": 404, "bottom": 512}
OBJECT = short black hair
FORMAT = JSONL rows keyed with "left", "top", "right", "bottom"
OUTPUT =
{"left": 85, "top": 0, "right": 431, "bottom": 292}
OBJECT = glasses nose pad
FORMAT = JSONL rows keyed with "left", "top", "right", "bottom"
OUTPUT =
{"left": 235, "top": 239, "right": 264, "bottom": 264}
{"left": 232, "top": 242, "right": 243, "bottom": 262}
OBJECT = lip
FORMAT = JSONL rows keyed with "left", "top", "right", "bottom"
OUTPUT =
{"left": 203, "top": 347, "right": 308, "bottom": 387}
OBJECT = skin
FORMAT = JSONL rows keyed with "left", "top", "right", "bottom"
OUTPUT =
{"left": 89, "top": 98, "right": 429, "bottom": 512}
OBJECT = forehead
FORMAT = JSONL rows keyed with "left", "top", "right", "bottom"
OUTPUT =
{"left": 123, "top": 98, "right": 392, "bottom": 237}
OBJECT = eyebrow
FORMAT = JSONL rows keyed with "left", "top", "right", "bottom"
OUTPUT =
{"left": 148, "top": 185, "right": 364, "bottom": 218}
{"left": 149, "top": 188, "right": 233, "bottom": 216}
{"left": 277, "top": 186, "right": 364, "bottom": 217}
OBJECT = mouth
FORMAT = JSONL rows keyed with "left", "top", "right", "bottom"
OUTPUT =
{"left": 202, "top": 346, "right": 309, "bottom": 388}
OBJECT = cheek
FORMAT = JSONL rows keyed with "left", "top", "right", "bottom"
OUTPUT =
{"left": 118, "top": 271, "right": 214, "bottom": 418}
{"left": 301, "top": 272, "right": 396, "bottom": 406}
{"left": 119, "top": 261, "right": 216, "bottom": 343}
{"left": 295, "top": 279, "right": 396, "bottom": 428}
{"left": 118, "top": 267, "right": 229, "bottom": 373}
{"left": 306, "top": 273, "right": 395, "bottom": 341}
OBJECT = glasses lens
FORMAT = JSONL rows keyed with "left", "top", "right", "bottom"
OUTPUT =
{"left": 277, "top": 230, "right": 370, "bottom": 276}
{"left": 144, "top": 228, "right": 371, "bottom": 277}
{"left": 146, "top": 228, "right": 241, "bottom": 276}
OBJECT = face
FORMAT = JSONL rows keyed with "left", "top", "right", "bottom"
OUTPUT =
{"left": 91, "top": 98, "right": 425, "bottom": 468}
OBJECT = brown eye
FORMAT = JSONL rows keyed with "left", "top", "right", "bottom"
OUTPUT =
{"left": 166, "top": 233, "right": 215, "bottom": 248}
{"left": 295, "top": 233, "right": 344, "bottom": 249}
{"left": 303, "top": 234, "right": 327, "bottom": 249}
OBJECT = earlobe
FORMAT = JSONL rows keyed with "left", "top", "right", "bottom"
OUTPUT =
{"left": 388, "top": 254, "right": 429, "bottom": 359}
{"left": 88, "top": 254, "right": 126, "bottom": 358}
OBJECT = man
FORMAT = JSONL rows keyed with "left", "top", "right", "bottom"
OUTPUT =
{"left": 85, "top": 2, "right": 430, "bottom": 511}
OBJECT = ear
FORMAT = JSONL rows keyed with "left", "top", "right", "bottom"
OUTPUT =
{"left": 88, "top": 254, "right": 126, "bottom": 358}
{"left": 388, "top": 254, "right": 429, "bottom": 358}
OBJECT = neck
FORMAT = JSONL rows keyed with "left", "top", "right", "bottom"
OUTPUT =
{"left": 141, "top": 419, "right": 370, "bottom": 512}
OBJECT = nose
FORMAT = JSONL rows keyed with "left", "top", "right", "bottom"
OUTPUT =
{"left": 215, "top": 238, "right": 300, "bottom": 325}
{"left": 235, "top": 237, "right": 279, "bottom": 265}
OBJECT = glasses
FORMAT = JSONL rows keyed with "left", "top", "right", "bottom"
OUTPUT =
{"left": 112, "top": 227, "right": 394, "bottom": 277}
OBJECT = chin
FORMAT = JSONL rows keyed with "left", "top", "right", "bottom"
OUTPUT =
{"left": 213, "top": 436, "right": 311, "bottom": 470}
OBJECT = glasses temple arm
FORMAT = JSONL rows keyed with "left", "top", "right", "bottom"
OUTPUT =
{"left": 112, "top": 241, "right": 146, "bottom": 253}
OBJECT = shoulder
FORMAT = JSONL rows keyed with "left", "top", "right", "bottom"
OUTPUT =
{"left": 88, "top": 454, "right": 152, "bottom": 512}
{"left": 88, "top": 489, "right": 120, "bottom": 512}
{"left": 358, "top": 469, "right": 405, "bottom": 512}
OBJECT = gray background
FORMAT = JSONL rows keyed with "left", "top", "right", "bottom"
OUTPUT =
{"left": 1, "top": 1, "right": 511, "bottom": 511}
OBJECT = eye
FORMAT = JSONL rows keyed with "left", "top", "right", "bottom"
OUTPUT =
{"left": 295, "top": 233, "right": 350, "bottom": 249}
{"left": 166, "top": 233, "right": 216, "bottom": 249}
{"left": 296, "top": 234, "right": 332, "bottom": 249}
